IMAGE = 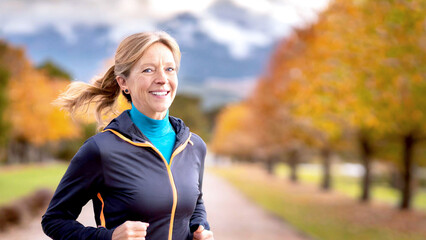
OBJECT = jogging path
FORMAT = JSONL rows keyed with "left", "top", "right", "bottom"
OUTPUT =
{"left": 0, "top": 169, "right": 311, "bottom": 240}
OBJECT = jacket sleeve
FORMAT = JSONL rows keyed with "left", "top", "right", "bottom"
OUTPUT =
{"left": 41, "top": 137, "right": 114, "bottom": 240}
{"left": 189, "top": 138, "right": 211, "bottom": 233}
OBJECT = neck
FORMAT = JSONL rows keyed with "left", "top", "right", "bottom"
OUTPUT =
{"left": 129, "top": 103, "right": 171, "bottom": 137}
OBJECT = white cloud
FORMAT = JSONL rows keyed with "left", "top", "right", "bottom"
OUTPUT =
{"left": 194, "top": 0, "right": 330, "bottom": 59}
{"left": 2, "top": 19, "right": 39, "bottom": 35}
{"left": 54, "top": 23, "right": 78, "bottom": 44}
{"left": 107, "top": 21, "right": 157, "bottom": 43}
{"left": 0, "top": 0, "right": 330, "bottom": 58}
{"left": 231, "top": 0, "right": 273, "bottom": 14}
{"left": 149, "top": 0, "right": 215, "bottom": 18}
{"left": 198, "top": 15, "right": 271, "bottom": 59}
{"left": 229, "top": 0, "right": 329, "bottom": 26}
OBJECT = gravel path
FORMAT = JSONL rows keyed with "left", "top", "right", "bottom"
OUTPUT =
{"left": 0, "top": 169, "right": 310, "bottom": 240}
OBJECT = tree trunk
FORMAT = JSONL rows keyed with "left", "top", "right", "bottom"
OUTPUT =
{"left": 265, "top": 158, "right": 276, "bottom": 175}
{"left": 399, "top": 133, "right": 415, "bottom": 210}
{"left": 321, "top": 147, "right": 331, "bottom": 190}
{"left": 288, "top": 149, "right": 299, "bottom": 183}
{"left": 359, "top": 134, "right": 373, "bottom": 202}
{"left": 7, "top": 140, "right": 24, "bottom": 164}
{"left": 6, "top": 140, "right": 45, "bottom": 164}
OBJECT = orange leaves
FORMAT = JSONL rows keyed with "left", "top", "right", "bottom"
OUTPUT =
{"left": 210, "top": 103, "right": 256, "bottom": 158}
{"left": 212, "top": 0, "right": 426, "bottom": 161}
{"left": 2, "top": 42, "right": 79, "bottom": 146}
{"left": 299, "top": 0, "right": 426, "bottom": 139}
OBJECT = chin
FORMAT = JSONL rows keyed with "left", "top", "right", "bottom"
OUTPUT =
{"left": 153, "top": 106, "right": 171, "bottom": 114}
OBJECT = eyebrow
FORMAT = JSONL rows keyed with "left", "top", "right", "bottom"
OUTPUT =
{"left": 139, "top": 62, "right": 176, "bottom": 67}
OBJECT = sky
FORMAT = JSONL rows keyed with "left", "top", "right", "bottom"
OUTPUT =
{"left": 0, "top": 0, "right": 328, "bottom": 58}
{"left": 0, "top": 0, "right": 330, "bottom": 108}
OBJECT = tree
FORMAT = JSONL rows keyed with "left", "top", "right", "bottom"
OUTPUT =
{"left": 0, "top": 41, "right": 80, "bottom": 163}
{"left": 290, "top": 0, "right": 426, "bottom": 207}
{"left": 256, "top": 25, "right": 348, "bottom": 187}
{"left": 210, "top": 103, "right": 258, "bottom": 162}
{"left": 170, "top": 94, "right": 210, "bottom": 141}
{"left": 0, "top": 67, "right": 9, "bottom": 161}
{"left": 212, "top": 0, "right": 426, "bottom": 209}
{"left": 37, "top": 60, "right": 72, "bottom": 80}
{"left": 360, "top": 0, "right": 426, "bottom": 209}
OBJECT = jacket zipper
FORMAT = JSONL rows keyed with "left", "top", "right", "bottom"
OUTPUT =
{"left": 102, "top": 129, "right": 192, "bottom": 240}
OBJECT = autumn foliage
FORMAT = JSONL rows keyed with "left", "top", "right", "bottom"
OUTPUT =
{"left": 211, "top": 0, "right": 426, "bottom": 209}
{"left": 0, "top": 41, "right": 80, "bottom": 163}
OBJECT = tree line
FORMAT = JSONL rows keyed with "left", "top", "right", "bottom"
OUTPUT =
{"left": 0, "top": 41, "right": 80, "bottom": 163}
{"left": 211, "top": 0, "right": 426, "bottom": 210}
{"left": 0, "top": 40, "right": 215, "bottom": 164}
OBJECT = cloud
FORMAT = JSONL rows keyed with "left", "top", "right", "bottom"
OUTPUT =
{"left": 198, "top": 15, "right": 272, "bottom": 59}
{"left": 193, "top": 0, "right": 330, "bottom": 59}
{"left": 0, "top": 0, "right": 330, "bottom": 58}
{"left": 149, "top": 0, "right": 215, "bottom": 18}
{"left": 1, "top": 0, "right": 156, "bottom": 42}
{"left": 0, "top": 0, "right": 211, "bottom": 35}
{"left": 229, "top": 0, "right": 329, "bottom": 28}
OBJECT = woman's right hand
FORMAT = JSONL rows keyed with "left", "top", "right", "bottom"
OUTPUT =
{"left": 112, "top": 221, "right": 149, "bottom": 240}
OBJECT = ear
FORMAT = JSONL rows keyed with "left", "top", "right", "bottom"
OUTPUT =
{"left": 116, "top": 75, "right": 128, "bottom": 91}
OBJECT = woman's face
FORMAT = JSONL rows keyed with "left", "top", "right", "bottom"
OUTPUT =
{"left": 118, "top": 42, "right": 178, "bottom": 120}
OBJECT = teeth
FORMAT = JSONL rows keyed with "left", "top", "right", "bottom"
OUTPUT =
{"left": 151, "top": 91, "right": 167, "bottom": 96}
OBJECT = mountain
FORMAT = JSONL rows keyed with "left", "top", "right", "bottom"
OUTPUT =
{"left": 0, "top": 6, "right": 284, "bottom": 109}
{"left": 158, "top": 12, "right": 276, "bottom": 109}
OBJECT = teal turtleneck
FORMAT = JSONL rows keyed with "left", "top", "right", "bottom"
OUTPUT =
{"left": 129, "top": 103, "right": 176, "bottom": 164}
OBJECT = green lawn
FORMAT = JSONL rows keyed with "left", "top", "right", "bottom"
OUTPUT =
{"left": 0, "top": 162, "right": 68, "bottom": 205}
{"left": 211, "top": 165, "right": 426, "bottom": 240}
{"left": 274, "top": 163, "right": 426, "bottom": 211}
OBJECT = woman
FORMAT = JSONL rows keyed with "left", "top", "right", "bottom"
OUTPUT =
{"left": 42, "top": 31, "right": 214, "bottom": 240}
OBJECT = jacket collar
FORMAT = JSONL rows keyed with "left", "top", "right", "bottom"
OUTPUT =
{"left": 104, "top": 110, "right": 190, "bottom": 147}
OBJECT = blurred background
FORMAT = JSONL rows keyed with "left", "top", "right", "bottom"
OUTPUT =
{"left": 0, "top": 0, "right": 425, "bottom": 239}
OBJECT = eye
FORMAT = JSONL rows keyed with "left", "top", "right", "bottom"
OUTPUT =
{"left": 142, "top": 68, "right": 153, "bottom": 73}
{"left": 166, "top": 67, "right": 175, "bottom": 72}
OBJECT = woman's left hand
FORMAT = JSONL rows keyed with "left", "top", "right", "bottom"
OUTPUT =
{"left": 193, "top": 225, "right": 214, "bottom": 240}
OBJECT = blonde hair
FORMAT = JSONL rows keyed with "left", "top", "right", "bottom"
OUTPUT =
{"left": 54, "top": 31, "right": 181, "bottom": 126}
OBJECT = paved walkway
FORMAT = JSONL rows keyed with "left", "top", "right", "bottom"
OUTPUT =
{"left": 202, "top": 171, "right": 310, "bottom": 240}
{"left": 0, "top": 170, "right": 310, "bottom": 240}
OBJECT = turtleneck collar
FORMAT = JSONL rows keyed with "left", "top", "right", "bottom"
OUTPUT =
{"left": 128, "top": 103, "right": 173, "bottom": 138}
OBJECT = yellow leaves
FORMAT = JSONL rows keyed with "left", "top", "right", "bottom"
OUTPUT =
{"left": 4, "top": 44, "right": 79, "bottom": 146}
{"left": 211, "top": 103, "right": 250, "bottom": 154}
{"left": 211, "top": 0, "right": 426, "bottom": 160}
{"left": 117, "top": 94, "right": 131, "bottom": 112}
{"left": 48, "top": 108, "right": 79, "bottom": 141}
{"left": 412, "top": 110, "right": 423, "bottom": 122}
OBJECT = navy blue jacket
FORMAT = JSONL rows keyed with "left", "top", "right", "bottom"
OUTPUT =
{"left": 42, "top": 111, "right": 210, "bottom": 240}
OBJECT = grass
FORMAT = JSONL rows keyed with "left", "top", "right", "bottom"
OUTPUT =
{"left": 210, "top": 164, "right": 426, "bottom": 240}
{"left": 274, "top": 163, "right": 426, "bottom": 211}
{"left": 0, "top": 162, "right": 68, "bottom": 205}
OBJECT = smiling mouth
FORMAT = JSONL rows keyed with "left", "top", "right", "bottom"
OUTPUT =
{"left": 150, "top": 91, "right": 170, "bottom": 96}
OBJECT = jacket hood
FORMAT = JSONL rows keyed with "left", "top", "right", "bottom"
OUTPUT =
{"left": 103, "top": 110, "right": 190, "bottom": 146}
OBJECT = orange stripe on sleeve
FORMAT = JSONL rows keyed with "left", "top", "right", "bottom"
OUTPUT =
{"left": 97, "top": 193, "right": 106, "bottom": 228}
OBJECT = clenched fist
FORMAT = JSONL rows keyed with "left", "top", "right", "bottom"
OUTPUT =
{"left": 193, "top": 225, "right": 214, "bottom": 240}
{"left": 112, "top": 221, "right": 149, "bottom": 240}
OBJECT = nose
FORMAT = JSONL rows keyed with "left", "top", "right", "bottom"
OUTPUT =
{"left": 155, "top": 69, "right": 168, "bottom": 85}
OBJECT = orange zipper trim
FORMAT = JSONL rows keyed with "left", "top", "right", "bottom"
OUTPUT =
{"left": 102, "top": 129, "right": 192, "bottom": 240}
